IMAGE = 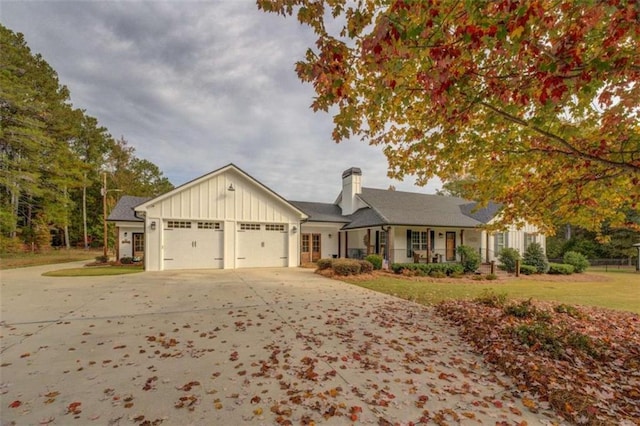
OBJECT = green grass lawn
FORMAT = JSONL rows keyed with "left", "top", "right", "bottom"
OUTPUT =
{"left": 1, "top": 248, "right": 101, "bottom": 269}
{"left": 42, "top": 266, "right": 143, "bottom": 277}
{"left": 342, "top": 270, "right": 640, "bottom": 314}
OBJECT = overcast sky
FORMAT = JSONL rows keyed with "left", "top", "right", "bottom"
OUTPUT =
{"left": 1, "top": 0, "right": 442, "bottom": 202}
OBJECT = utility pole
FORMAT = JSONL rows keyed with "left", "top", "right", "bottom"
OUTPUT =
{"left": 102, "top": 172, "right": 108, "bottom": 258}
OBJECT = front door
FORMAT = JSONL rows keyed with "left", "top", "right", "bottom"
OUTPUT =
{"left": 133, "top": 233, "right": 144, "bottom": 259}
{"left": 446, "top": 232, "right": 456, "bottom": 261}
{"left": 301, "top": 233, "right": 321, "bottom": 263}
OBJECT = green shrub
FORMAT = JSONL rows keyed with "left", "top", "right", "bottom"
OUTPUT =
{"left": 364, "top": 254, "right": 383, "bottom": 270}
{"left": 429, "top": 270, "right": 446, "bottom": 278}
{"left": 475, "top": 289, "right": 507, "bottom": 307}
{"left": 95, "top": 255, "right": 109, "bottom": 263}
{"left": 504, "top": 299, "right": 537, "bottom": 318}
{"left": 391, "top": 262, "right": 464, "bottom": 276}
{"left": 497, "top": 247, "right": 521, "bottom": 273}
{"left": 485, "top": 273, "right": 498, "bottom": 280}
{"left": 514, "top": 322, "right": 563, "bottom": 356}
{"left": 562, "top": 251, "right": 589, "bottom": 273}
{"left": 548, "top": 263, "right": 575, "bottom": 275}
{"left": 120, "top": 257, "right": 134, "bottom": 264}
{"left": 0, "top": 235, "right": 22, "bottom": 254}
{"left": 567, "top": 332, "right": 602, "bottom": 358}
{"left": 456, "top": 245, "right": 481, "bottom": 273}
{"left": 523, "top": 242, "right": 549, "bottom": 273}
{"left": 359, "top": 260, "right": 374, "bottom": 274}
{"left": 332, "top": 259, "right": 362, "bottom": 276}
{"left": 316, "top": 258, "right": 333, "bottom": 270}
{"left": 519, "top": 264, "right": 537, "bottom": 275}
{"left": 554, "top": 303, "right": 584, "bottom": 319}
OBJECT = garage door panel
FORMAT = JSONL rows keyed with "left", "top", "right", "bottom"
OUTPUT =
{"left": 163, "top": 221, "right": 223, "bottom": 270}
{"left": 237, "top": 224, "right": 287, "bottom": 268}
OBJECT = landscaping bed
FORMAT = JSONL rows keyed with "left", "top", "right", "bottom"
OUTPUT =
{"left": 435, "top": 296, "right": 640, "bottom": 425}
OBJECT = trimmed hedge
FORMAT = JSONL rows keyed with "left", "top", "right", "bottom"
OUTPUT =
{"left": 332, "top": 259, "right": 362, "bottom": 276}
{"left": 359, "top": 260, "right": 374, "bottom": 273}
{"left": 364, "top": 254, "right": 383, "bottom": 270}
{"left": 391, "top": 262, "right": 464, "bottom": 276}
{"left": 519, "top": 264, "right": 537, "bottom": 275}
{"left": 563, "top": 251, "right": 589, "bottom": 273}
{"left": 548, "top": 262, "right": 575, "bottom": 275}
{"left": 316, "top": 258, "right": 333, "bottom": 270}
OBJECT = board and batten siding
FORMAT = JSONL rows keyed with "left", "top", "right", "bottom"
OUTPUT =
{"left": 141, "top": 168, "right": 303, "bottom": 271}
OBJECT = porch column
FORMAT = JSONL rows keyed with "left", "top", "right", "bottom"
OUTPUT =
{"left": 426, "top": 227, "right": 431, "bottom": 264}
{"left": 345, "top": 232, "right": 349, "bottom": 258}
{"left": 116, "top": 226, "right": 120, "bottom": 260}
{"left": 338, "top": 231, "right": 342, "bottom": 258}
{"left": 388, "top": 227, "right": 394, "bottom": 264}
{"left": 367, "top": 229, "right": 372, "bottom": 255}
{"left": 485, "top": 231, "right": 490, "bottom": 263}
{"left": 460, "top": 229, "right": 464, "bottom": 245}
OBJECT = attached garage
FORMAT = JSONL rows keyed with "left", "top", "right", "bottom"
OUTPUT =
{"left": 134, "top": 164, "right": 307, "bottom": 271}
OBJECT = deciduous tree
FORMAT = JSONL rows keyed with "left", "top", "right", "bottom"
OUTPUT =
{"left": 258, "top": 0, "right": 640, "bottom": 235}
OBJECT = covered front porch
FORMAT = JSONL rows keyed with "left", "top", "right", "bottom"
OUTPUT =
{"left": 336, "top": 226, "right": 488, "bottom": 265}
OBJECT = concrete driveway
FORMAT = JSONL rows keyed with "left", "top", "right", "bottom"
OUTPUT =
{"left": 1, "top": 264, "right": 562, "bottom": 425}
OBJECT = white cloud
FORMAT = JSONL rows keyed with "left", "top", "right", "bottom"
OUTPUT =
{"left": 2, "top": 0, "right": 442, "bottom": 203}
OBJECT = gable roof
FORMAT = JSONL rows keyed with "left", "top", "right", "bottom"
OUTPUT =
{"left": 107, "top": 196, "right": 151, "bottom": 222}
{"left": 289, "top": 201, "right": 348, "bottom": 223}
{"left": 342, "top": 188, "right": 499, "bottom": 229}
{"left": 134, "top": 163, "right": 307, "bottom": 219}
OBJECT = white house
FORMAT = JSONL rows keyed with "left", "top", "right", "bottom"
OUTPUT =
{"left": 108, "top": 164, "right": 544, "bottom": 271}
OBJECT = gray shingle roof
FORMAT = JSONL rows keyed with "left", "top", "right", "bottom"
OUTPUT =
{"left": 107, "top": 196, "right": 151, "bottom": 222}
{"left": 289, "top": 201, "right": 348, "bottom": 223}
{"left": 460, "top": 201, "right": 501, "bottom": 224}
{"left": 346, "top": 188, "right": 499, "bottom": 229}
{"left": 342, "top": 207, "right": 387, "bottom": 230}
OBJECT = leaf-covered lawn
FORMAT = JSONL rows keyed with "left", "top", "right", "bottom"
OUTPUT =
{"left": 435, "top": 297, "right": 640, "bottom": 425}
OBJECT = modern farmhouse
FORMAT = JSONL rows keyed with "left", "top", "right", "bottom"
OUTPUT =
{"left": 108, "top": 164, "right": 544, "bottom": 271}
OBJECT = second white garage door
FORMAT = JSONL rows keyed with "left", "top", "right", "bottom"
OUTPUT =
{"left": 237, "top": 223, "right": 288, "bottom": 268}
{"left": 163, "top": 220, "right": 224, "bottom": 270}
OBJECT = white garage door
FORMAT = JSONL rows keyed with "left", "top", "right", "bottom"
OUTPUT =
{"left": 163, "top": 220, "right": 224, "bottom": 270}
{"left": 237, "top": 223, "right": 288, "bottom": 268}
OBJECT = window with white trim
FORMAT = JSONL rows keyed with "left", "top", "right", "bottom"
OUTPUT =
{"left": 265, "top": 224, "right": 285, "bottom": 231}
{"left": 167, "top": 220, "right": 191, "bottom": 229}
{"left": 524, "top": 233, "right": 536, "bottom": 250}
{"left": 198, "top": 221, "right": 221, "bottom": 230}
{"left": 494, "top": 232, "right": 508, "bottom": 254}
{"left": 406, "top": 230, "right": 434, "bottom": 257}
{"left": 240, "top": 223, "right": 260, "bottom": 231}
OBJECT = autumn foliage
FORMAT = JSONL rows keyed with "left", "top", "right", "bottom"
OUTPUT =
{"left": 436, "top": 297, "right": 640, "bottom": 424}
{"left": 257, "top": 0, "right": 640, "bottom": 235}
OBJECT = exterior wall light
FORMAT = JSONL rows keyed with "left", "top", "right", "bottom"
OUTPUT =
{"left": 150, "top": 221, "right": 157, "bottom": 230}
{"left": 228, "top": 184, "right": 235, "bottom": 191}
{"left": 291, "top": 226, "right": 298, "bottom": 233}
